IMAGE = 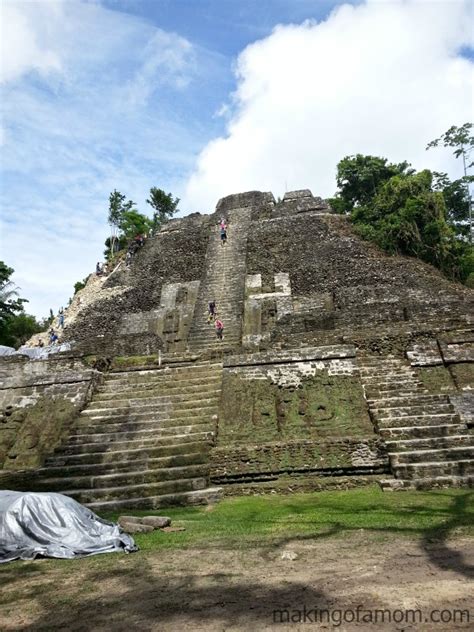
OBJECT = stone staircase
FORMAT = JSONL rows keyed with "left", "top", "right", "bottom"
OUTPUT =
{"left": 358, "top": 354, "right": 474, "bottom": 490}
{"left": 25, "top": 361, "right": 223, "bottom": 512}
{"left": 188, "top": 208, "right": 252, "bottom": 353}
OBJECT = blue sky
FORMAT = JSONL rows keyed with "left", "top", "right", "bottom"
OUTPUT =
{"left": 1, "top": 0, "right": 473, "bottom": 318}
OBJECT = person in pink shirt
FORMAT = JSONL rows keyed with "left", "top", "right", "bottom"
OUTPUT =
{"left": 215, "top": 318, "right": 224, "bottom": 340}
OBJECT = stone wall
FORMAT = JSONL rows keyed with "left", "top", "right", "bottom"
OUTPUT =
{"left": 212, "top": 345, "right": 387, "bottom": 489}
{"left": 216, "top": 191, "right": 275, "bottom": 214}
{"left": 0, "top": 355, "right": 97, "bottom": 470}
{"left": 210, "top": 438, "right": 387, "bottom": 484}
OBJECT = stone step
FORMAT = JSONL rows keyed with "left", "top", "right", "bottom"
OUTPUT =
{"left": 361, "top": 375, "right": 418, "bottom": 385}
{"left": 368, "top": 394, "right": 450, "bottom": 410}
{"left": 66, "top": 422, "right": 215, "bottom": 445}
{"left": 62, "top": 475, "right": 209, "bottom": 504}
{"left": 393, "top": 460, "right": 474, "bottom": 479}
{"left": 189, "top": 340, "right": 241, "bottom": 347}
{"left": 390, "top": 445, "right": 474, "bottom": 464}
{"left": 38, "top": 452, "right": 208, "bottom": 479}
{"left": 357, "top": 362, "right": 413, "bottom": 376}
{"left": 46, "top": 440, "right": 209, "bottom": 467}
{"left": 191, "top": 342, "right": 239, "bottom": 350}
{"left": 375, "top": 413, "right": 459, "bottom": 428}
{"left": 96, "top": 377, "right": 222, "bottom": 396}
{"left": 380, "top": 475, "right": 474, "bottom": 491}
{"left": 379, "top": 424, "right": 468, "bottom": 441}
{"left": 358, "top": 360, "right": 407, "bottom": 367}
{"left": 72, "top": 415, "right": 215, "bottom": 434}
{"left": 106, "top": 363, "right": 222, "bottom": 383}
{"left": 385, "top": 435, "right": 474, "bottom": 452}
{"left": 366, "top": 388, "right": 427, "bottom": 400}
{"left": 88, "top": 390, "right": 221, "bottom": 408}
{"left": 105, "top": 368, "right": 223, "bottom": 385}
{"left": 55, "top": 430, "right": 213, "bottom": 455}
{"left": 35, "top": 462, "right": 209, "bottom": 492}
{"left": 364, "top": 380, "right": 422, "bottom": 392}
{"left": 372, "top": 403, "right": 454, "bottom": 419}
{"left": 190, "top": 331, "right": 241, "bottom": 338}
{"left": 82, "top": 485, "right": 223, "bottom": 513}
{"left": 75, "top": 411, "right": 217, "bottom": 428}
{"left": 81, "top": 401, "right": 218, "bottom": 418}
{"left": 94, "top": 387, "right": 221, "bottom": 402}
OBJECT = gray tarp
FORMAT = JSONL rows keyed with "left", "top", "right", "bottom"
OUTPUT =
{"left": 0, "top": 491, "right": 137, "bottom": 563}
{"left": 0, "top": 345, "right": 17, "bottom": 356}
{"left": 0, "top": 342, "right": 73, "bottom": 360}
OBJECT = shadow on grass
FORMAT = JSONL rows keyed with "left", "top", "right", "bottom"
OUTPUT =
{"left": 421, "top": 491, "right": 474, "bottom": 579}
{"left": 255, "top": 490, "right": 474, "bottom": 579}
{"left": 7, "top": 561, "right": 333, "bottom": 631}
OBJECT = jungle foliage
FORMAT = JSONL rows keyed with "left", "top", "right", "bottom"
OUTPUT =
{"left": 329, "top": 125, "right": 473, "bottom": 284}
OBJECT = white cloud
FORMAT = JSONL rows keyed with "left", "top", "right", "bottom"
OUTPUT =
{"left": 0, "top": 1, "right": 63, "bottom": 83}
{"left": 183, "top": 0, "right": 474, "bottom": 211}
{"left": 126, "top": 31, "right": 195, "bottom": 106}
{"left": 0, "top": 0, "right": 217, "bottom": 318}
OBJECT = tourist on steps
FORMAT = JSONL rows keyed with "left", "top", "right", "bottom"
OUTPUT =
{"left": 220, "top": 226, "right": 227, "bottom": 245}
{"left": 208, "top": 300, "right": 216, "bottom": 322}
{"left": 215, "top": 318, "right": 224, "bottom": 340}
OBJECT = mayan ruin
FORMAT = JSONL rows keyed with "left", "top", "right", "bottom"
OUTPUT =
{"left": 1, "top": 190, "right": 472, "bottom": 511}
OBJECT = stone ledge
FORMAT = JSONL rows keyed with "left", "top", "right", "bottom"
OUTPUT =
{"left": 224, "top": 344, "right": 356, "bottom": 368}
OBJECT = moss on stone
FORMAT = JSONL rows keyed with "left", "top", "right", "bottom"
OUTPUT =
{"left": 112, "top": 355, "right": 159, "bottom": 369}
{"left": 449, "top": 363, "right": 474, "bottom": 390}
{"left": 1, "top": 398, "right": 77, "bottom": 470}
{"left": 218, "top": 371, "right": 373, "bottom": 446}
{"left": 416, "top": 366, "right": 457, "bottom": 393}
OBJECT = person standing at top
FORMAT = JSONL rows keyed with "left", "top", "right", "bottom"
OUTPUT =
{"left": 58, "top": 308, "right": 65, "bottom": 328}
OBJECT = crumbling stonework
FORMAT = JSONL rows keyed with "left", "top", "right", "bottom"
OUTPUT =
{"left": 64, "top": 214, "right": 211, "bottom": 355}
{"left": 0, "top": 356, "right": 97, "bottom": 469}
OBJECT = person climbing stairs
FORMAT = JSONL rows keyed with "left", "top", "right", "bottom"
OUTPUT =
{"left": 188, "top": 208, "right": 252, "bottom": 352}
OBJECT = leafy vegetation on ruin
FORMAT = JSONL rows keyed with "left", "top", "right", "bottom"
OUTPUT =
{"left": 329, "top": 123, "right": 474, "bottom": 285}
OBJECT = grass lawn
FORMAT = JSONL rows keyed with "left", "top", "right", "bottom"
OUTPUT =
{"left": 104, "top": 485, "right": 474, "bottom": 552}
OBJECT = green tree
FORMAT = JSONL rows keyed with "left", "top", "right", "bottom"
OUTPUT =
{"left": 108, "top": 190, "right": 136, "bottom": 255}
{"left": 118, "top": 209, "right": 153, "bottom": 239}
{"left": 146, "top": 187, "right": 179, "bottom": 230}
{"left": 73, "top": 275, "right": 91, "bottom": 295}
{"left": 328, "top": 154, "right": 413, "bottom": 214}
{"left": 432, "top": 171, "right": 472, "bottom": 236}
{"left": 103, "top": 235, "right": 127, "bottom": 259}
{"left": 0, "top": 262, "right": 43, "bottom": 348}
{"left": 427, "top": 123, "right": 473, "bottom": 242}
{"left": 351, "top": 170, "right": 470, "bottom": 280}
{"left": 4, "top": 313, "right": 43, "bottom": 348}
{"left": 0, "top": 262, "right": 25, "bottom": 322}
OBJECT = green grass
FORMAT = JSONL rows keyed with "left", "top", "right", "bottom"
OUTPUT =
{"left": 103, "top": 485, "right": 474, "bottom": 552}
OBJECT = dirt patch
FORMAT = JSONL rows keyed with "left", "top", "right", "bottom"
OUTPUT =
{"left": 0, "top": 532, "right": 472, "bottom": 631}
